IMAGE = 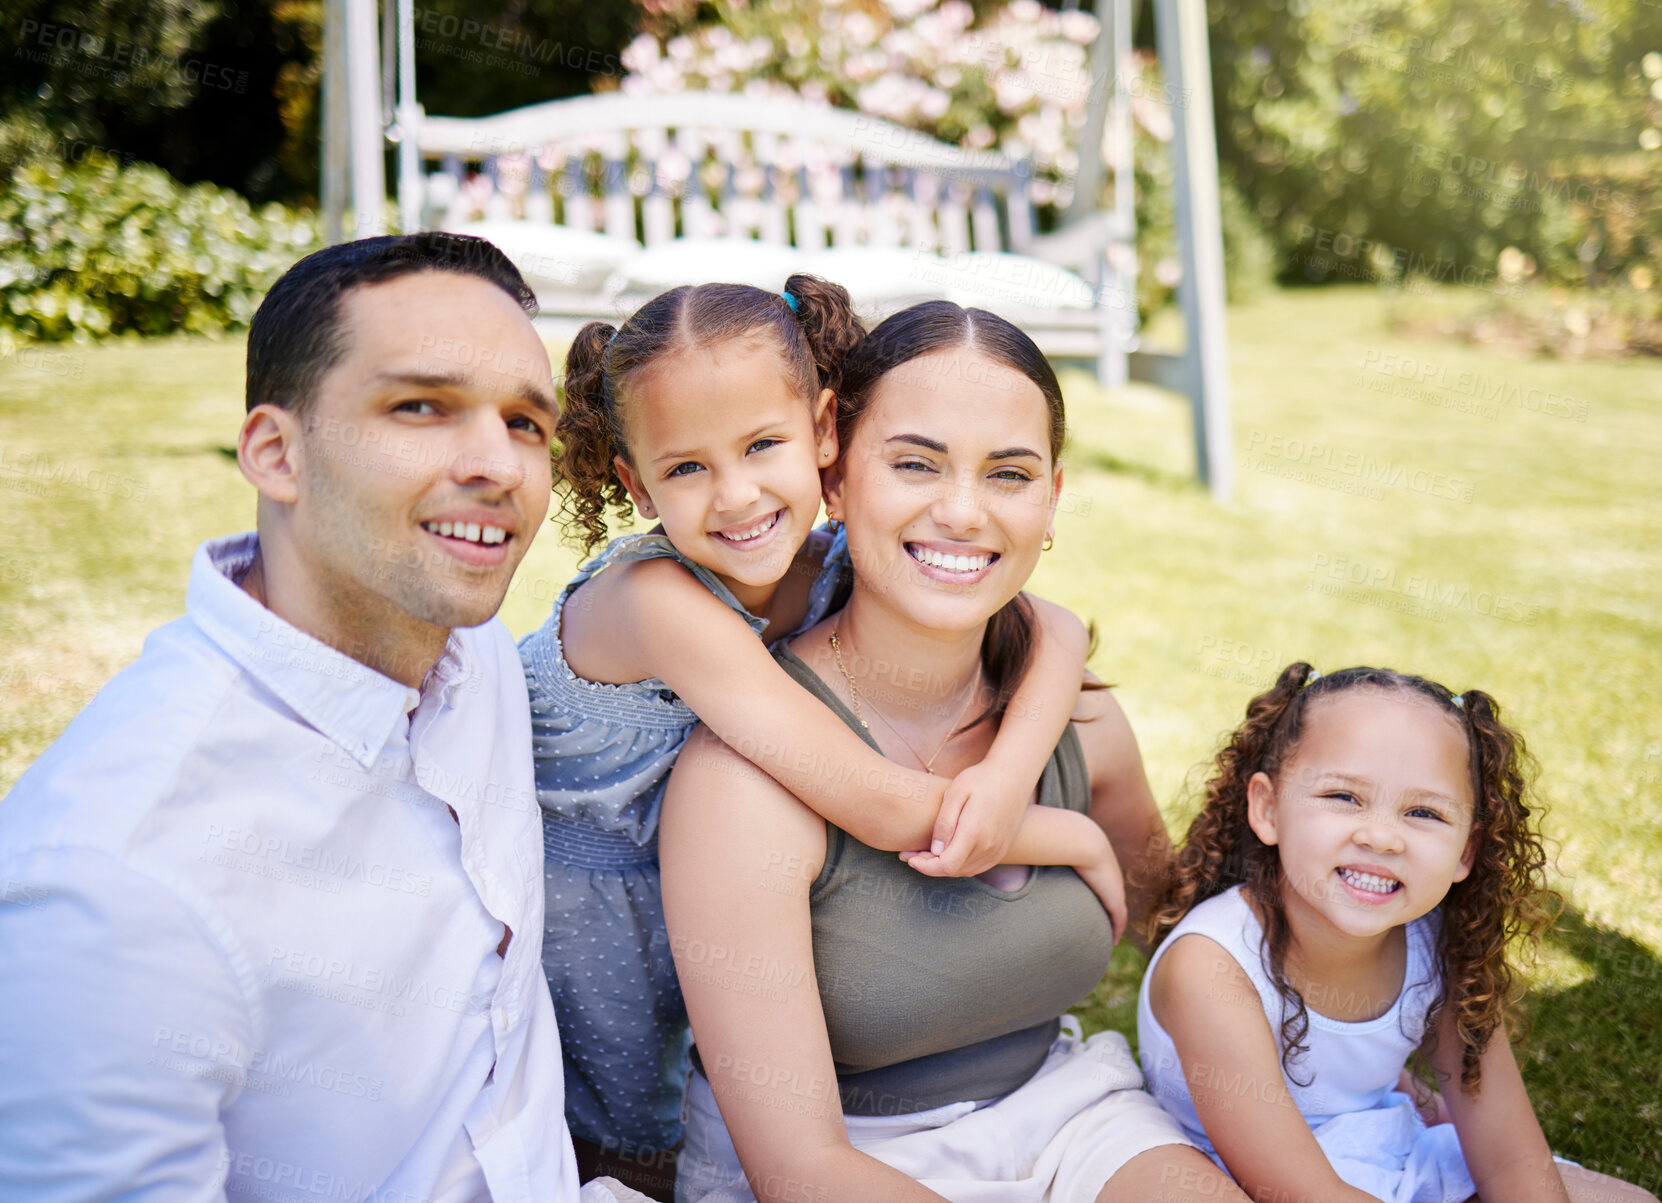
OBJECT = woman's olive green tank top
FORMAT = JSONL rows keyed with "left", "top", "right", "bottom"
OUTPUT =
{"left": 776, "top": 644, "right": 1116, "bottom": 1116}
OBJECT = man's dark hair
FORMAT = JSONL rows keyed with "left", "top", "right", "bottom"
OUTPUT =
{"left": 245, "top": 232, "right": 537, "bottom": 416}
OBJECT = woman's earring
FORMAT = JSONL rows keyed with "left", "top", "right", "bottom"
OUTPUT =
{"left": 1041, "top": 532, "right": 1055, "bottom": 552}
{"left": 826, "top": 509, "right": 842, "bottom": 534}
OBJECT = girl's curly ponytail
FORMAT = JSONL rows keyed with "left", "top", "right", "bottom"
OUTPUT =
{"left": 1429, "top": 687, "right": 1554, "bottom": 1093}
{"left": 783, "top": 273, "right": 864, "bottom": 396}
{"left": 552, "top": 321, "right": 632, "bottom": 555}
{"left": 1151, "top": 661, "right": 1311, "bottom": 941}
{"left": 1150, "top": 660, "right": 1318, "bottom": 1083}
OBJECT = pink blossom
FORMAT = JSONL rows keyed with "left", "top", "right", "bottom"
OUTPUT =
{"left": 621, "top": 34, "right": 661, "bottom": 74}
{"left": 843, "top": 12, "right": 879, "bottom": 46}
{"left": 1059, "top": 10, "right": 1098, "bottom": 44}
{"left": 882, "top": 0, "right": 938, "bottom": 20}
{"left": 1008, "top": 1, "right": 1043, "bottom": 27}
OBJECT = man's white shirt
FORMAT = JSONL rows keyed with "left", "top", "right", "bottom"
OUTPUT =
{"left": 0, "top": 532, "right": 584, "bottom": 1200}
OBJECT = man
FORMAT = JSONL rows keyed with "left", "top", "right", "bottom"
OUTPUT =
{"left": 0, "top": 234, "right": 637, "bottom": 1200}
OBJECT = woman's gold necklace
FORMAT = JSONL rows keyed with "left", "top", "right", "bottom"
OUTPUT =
{"left": 828, "top": 627, "right": 983, "bottom": 775}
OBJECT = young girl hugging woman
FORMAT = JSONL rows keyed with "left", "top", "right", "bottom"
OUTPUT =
{"left": 660, "top": 301, "right": 1239, "bottom": 1203}
{"left": 1138, "top": 662, "right": 1659, "bottom": 1203}
{"left": 522, "top": 276, "right": 1127, "bottom": 1184}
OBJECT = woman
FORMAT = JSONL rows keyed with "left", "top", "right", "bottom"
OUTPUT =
{"left": 658, "top": 302, "right": 1250, "bottom": 1203}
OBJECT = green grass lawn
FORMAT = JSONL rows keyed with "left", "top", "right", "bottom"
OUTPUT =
{"left": 2, "top": 285, "right": 1658, "bottom": 1186}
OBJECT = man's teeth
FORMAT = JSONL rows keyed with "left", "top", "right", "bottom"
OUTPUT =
{"left": 423, "top": 521, "right": 507, "bottom": 545}
{"left": 716, "top": 512, "right": 779, "bottom": 543}
{"left": 1338, "top": 868, "right": 1400, "bottom": 894}
{"left": 909, "top": 545, "right": 993, "bottom": 574}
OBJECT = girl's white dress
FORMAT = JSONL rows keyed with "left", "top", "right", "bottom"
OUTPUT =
{"left": 1136, "top": 885, "right": 1476, "bottom": 1203}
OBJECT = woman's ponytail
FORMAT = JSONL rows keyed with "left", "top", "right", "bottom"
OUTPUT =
{"left": 553, "top": 321, "right": 634, "bottom": 555}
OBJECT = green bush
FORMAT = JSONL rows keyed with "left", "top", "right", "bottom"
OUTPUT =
{"left": 0, "top": 151, "right": 319, "bottom": 342}
{"left": 1209, "top": 0, "right": 1662, "bottom": 293}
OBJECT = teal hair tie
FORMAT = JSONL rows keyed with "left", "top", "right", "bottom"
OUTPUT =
{"left": 1451, "top": 694, "right": 1466, "bottom": 710}
{"left": 781, "top": 290, "right": 800, "bottom": 313}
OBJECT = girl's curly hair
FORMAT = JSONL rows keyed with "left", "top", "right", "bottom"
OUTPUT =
{"left": 552, "top": 274, "right": 865, "bottom": 555}
{"left": 1148, "top": 661, "right": 1557, "bottom": 1094}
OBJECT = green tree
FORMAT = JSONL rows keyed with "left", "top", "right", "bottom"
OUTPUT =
{"left": 1207, "top": 0, "right": 1661, "bottom": 286}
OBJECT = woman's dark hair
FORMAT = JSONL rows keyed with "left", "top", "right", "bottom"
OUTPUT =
{"left": 835, "top": 300, "right": 1072, "bottom": 731}
{"left": 1149, "top": 662, "right": 1556, "bottom": 1094}
{"left": 246, "top": 232, "right": 535, "bottom": 417}
{"left": 554, "top": 274, "right": 864, "bottom": 554}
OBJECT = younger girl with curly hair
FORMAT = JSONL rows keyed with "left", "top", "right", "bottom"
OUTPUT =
{"left": 523, "top": 275, "right": 1122, "bottom": 1178}
{"left": 1137, "top": 662, "right": 1657, "bottom": 1203}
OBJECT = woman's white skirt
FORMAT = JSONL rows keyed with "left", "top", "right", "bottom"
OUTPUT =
{"left": 676, "top": 1019, "right": 1197, "bottom": 1203}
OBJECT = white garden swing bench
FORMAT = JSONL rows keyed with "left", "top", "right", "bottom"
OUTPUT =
{"left": 325, "top": 0, "right": 1233, "bottom": 494}
{"left": 414, "top": 90, "right": 1140, "bottom": 383}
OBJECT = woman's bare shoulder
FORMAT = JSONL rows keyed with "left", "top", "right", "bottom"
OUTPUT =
{"left": 667, "top": 726, "right": 829, "bottom": 837}
{"left": 1068, "top": 681, "right": 1145, "bottom": 784}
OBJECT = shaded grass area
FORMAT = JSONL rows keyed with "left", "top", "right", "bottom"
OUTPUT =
{"left": 1, "top": 286, "right": 1657, "bottom": 1183}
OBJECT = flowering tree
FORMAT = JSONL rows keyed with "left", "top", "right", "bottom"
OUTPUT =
{"left": 616, "top": 0, "right": 1277, "bottom": 311}
{"left": 620, "top": 0, "right": 1163, "bottom": 216}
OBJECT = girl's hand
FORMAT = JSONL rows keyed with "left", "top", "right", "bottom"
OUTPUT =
{"left": 1396, "top": 1067, "right": 1449, "bottom": 1126}
{"left": 905, "top": 804, "right": 1127, "bottom": 942}
{"left": 1074, "top": 838, "right": 1128, "bottom": 942}
{"left": 907, "top": 760, "right": 1029, "bottom": 877}
{"left": 921, "top": 594, "right": 1086, "bottom": 876}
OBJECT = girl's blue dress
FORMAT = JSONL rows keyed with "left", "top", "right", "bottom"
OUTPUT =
{"left": 520, "top": 529, "right": 846, "bottom": 1151}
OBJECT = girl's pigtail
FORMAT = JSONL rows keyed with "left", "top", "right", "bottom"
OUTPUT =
{"left": 553, "top": 321, "right": 633, "bottom": 555}
{"left": 784, "top": 273, "right": 864, "bottom": 396}
{"left": 1427, "top": 688, "right": 1556, "bottom": 1093}
{"left": 1150, "top": 660, "right": 1320, "bottom": 1086}
{"left": 1149, "top": 660, "right": 1313, "bottom": 947}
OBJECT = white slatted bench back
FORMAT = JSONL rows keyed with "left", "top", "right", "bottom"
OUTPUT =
{"left": 416, "top": 92, "right": 1032, "bottom": 258}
